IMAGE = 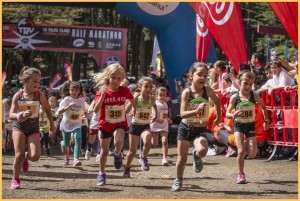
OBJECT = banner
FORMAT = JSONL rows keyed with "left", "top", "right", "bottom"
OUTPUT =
{"left": 65, "top": 63, "right": 72, "bottom": 81}
{"left": 2, "top": 17, "right": 127, "bottom": 68}
{"left": 268, "top": 2, "right": 298, "bottom": 47}
{"left": 189, "top": 2, "right": 248, "bottom": 72}
{"left": 196, "top": 14, "right": 213, "bottom": 62}
{"left": 49, "top": 73, "right": 62, "bottom": 89}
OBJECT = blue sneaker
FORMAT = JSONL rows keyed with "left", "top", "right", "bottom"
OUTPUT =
{"left": 114, "top": 153, "right": 123, "bottom": 169}
{"left": 97, "top": 172, "right": 106, "bottom": 186}
{"left": 192, "top": 149, "right": 203, "bottom": 173}
{"left": 171, "top": 178, "right": 183, "bottom": 192}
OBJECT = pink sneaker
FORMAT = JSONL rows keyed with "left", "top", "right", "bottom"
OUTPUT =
{"left": 236, "top": 173, "right": 246, "bottom": 184}
{"left": 73, "top": 158, "right": 82, "bottom": 166}
{"left": 10, "top": 178, "right": 20, "bottom": 189}
{"left": 21, "top": 159, "right": 29, "bottom": 172}
{"left": 225, "top": 148, "right": 237, "bottom": 158}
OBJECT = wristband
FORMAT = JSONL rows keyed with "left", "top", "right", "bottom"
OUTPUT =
{"left": 17, "top": 112, "right": 27, "bottom": 122}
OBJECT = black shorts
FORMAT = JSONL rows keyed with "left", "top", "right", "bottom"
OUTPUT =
{"left": 177, "top": 122, "right": 210, "bottom": 142}
{"left": 99, "top": 126, "right": 126, "bottom": 139}
{"left": 234, "top": 121, "right": 255, "bottom": 138}
{"left": 128, "top": 124, "right": 150, "bottom": 136}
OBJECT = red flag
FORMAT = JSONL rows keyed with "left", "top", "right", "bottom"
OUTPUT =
{"left": 269, "top": 2, "right": 298, "bottom": 47}
{"left": 196, "top": 14, "right": 213, "bottom": 62}
{"left": 189, "top": 2, "right": 248, "bottom": 72}
{"left": 49, "top": 73, "right": 62, "bottom": 89}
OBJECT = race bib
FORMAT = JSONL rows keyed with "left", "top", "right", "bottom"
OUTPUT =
{"left": 135, "top": 108, "right": 152, "bottom": 124}
{"left": 19, "top": 100, "right": 39, "bottom": 118}
{"left": 236, "top": 105, "right": 255, "bottom": 123}
{"left": 105, "top": 105, "right": 125, "bottom": 123}
{"left": 159, "top": 109, "right": 169, "bottom": 121}
{"left": 186, "top": 103, "right": 209, "bottom": 123}
{"left": 67, "top": 105, "right": 82, "bottom": 123}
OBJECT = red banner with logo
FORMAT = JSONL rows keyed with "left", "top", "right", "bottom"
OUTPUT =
{"left": 49, "top": 73, "right": 62, "bottom": 89}
{"left": 2, "top": 17, "right": 127, "bottom": 69}
{"left": 196, "top": 14, "right": 213, "bottom": 62}
{"left": 268, "top": 2, "right": 298, "bottom": 48}
{"left": 189, "top": 2, "right": 248, "bottom": 72}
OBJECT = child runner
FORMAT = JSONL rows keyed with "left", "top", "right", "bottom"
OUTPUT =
{"left": 150, "top": 86, "right": 173, "bottom": 166}
{"left": 85, "top": 99, "right": 100, "bottom": 160}
{"left": 171, "top": 62, "right": 221, "bottom": 192}
{"left": 123, "top": 76, "right": 158, "bottom": 178}
{"left": 93, "top": 63, "right": 136, "bottom": 186}
{"left": 9, "top": 66, "right": 55, "bottom": 189}
{"left": 48, "top": 96, "right": 60, "bottom": 144}
{"left": 57, "top": 81, "right": 88, "bottom": 166}
{"left": 226, "top": 70, "right": 269, "bottom": 184}
{"left": 39, "top": 107, "right": 51, "bottom": 156}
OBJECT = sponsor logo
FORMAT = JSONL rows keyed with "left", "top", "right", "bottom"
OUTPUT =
{"left": 73, "top": 38, "right": 85, "bottom": 47}
{"left": 137, "top": 2, "right": 179, "bottom": 16}
{"left": 106, "top": 56, "right": 120, "bottom": 66}
{"left": 17, "top": 17, "right": 35, "bottom": 36}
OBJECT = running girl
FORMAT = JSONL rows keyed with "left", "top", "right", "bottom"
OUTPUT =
{"left": 226, "top": 70, "right": 269, "bottom": 184}
{"left": 93, "top": 63, "right": 136, "bottom": 186}
{"left": 9, "top": 66, "right": 55, "bottom": 189}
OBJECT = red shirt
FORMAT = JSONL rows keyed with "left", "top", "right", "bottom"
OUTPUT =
{"left": 94, "top": 86, "right": 133, "bottom": 132}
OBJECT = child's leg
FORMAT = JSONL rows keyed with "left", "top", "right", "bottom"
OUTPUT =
{"left": 26, "top": 133, "right": 41, "bottom": 162}
{"left": 113, "top": 128, "right": 125, "bottom": 155}
{"left": 234, "top": 132, "right": 246, "bottom": 173}
{"left": 151, "top": 132, "right": 159, "bottom": 146}
{"left": 12, "top": 131, "right": 27, "bottom": 180}
{"left": 87, "top": 134, "right": 97, "bottom": 152}
{"left": 73, "top": 128, "right": 82, "bottom": 159}
{"left": 193, "top": 136, "right": 208, "bottom": 158}
{"left": 61, "top": 131, "right": 71, "bottom": 151}
{"left": 124, "top": 134, "right": 140, "bottom": 167}
{"left": 140, "top": 130, "right": 152, "bottom": 158}
{"left": 160, "top": 131, "right": 169, "bottom": 159}
{"left": 43, "top": 132, "right": 50, "bottom": 149}
{"left": 175, "top": 140, "right": 190, "bottom": 179}
{"left": 246, "top": 136, "right": 257, "bottom": 159}
{"left": 139, "top": 137, "right": 144, "bottom": 154}
{"left": 99, "top": 137, "right": 112, "bottom": 173}
{"left": 81, "top": 125, "right": 88, "bottom": 151}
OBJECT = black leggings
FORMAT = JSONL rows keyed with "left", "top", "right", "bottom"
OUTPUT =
{"left": 81, "top": 126, "right": 88, "bottom": 150}
{"left": 40, "top": 131, "right": 51, "bottom": 149}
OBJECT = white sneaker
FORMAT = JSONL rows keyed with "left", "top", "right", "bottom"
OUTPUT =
{"left": 162, "top": 158, "right": 169, "bottom": 166}
{"left": 108, "top": 148, "right": 114, "bottom": 156}
{"left": 85, "top": 150, "right": 91, "bottom": 160}
{"left": 206, "top": 147, "right": 217, "bottom": 156}
{"left": 96, "top": 154, "right": 100, "bottom": 162}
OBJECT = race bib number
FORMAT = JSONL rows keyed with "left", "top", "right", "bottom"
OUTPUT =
{"left": 236, "top": 105, "right": 255, "bottom": 123}
{"left": 19, "top": 101, "right": 39, "bottom": 118}
{"left": 159, "top": 110, "right": 169, "bottom": 120}
{"left": 82, "top": 118, "right": 88, "bottom": 126}
{"left": 186, "top": 103, "right": 209, "bottom": 123}
{"left": 67, "top": 105, "right": 82, "bottom": 123}
{"left": 105, "top": 105, "right": 125, "bottom": 123}
{"left": 135, "top": 108, "right": 152, "bottom": 124}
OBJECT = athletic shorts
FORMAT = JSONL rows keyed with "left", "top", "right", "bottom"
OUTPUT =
{"left": 99, "top": 126, "right": 126, "bottom": 139}
{"left": 90, "top": 128, "right": 99, "bottom": 135}
{"left": 128, "top": 124, "right": 150, "bottom": 136}
{"left": 177, "top": 122, "right": 210, "bottom": 142}
{"left": 234, "top": 121, "right": 255, "bottom": 138}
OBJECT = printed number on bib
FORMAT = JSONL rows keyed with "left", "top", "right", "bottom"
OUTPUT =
{"left": 159, "top": 110, "right": 168, "bottom": 120}
{"left": 236, "top": 106, "right": 255, "bottom": 123}
{"left": 187, "top": 103, "right": 208, "bottom": 123}
{"left": 19, "top": 101, "right": 40, "bottom": 118}
{"left": 105, "top": 105, "right": 125, "bottom": 123}
{"left": 135, "top": 108, "right": 152, "bottom": 124}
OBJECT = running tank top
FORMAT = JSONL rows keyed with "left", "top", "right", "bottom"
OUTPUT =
{"left": 13, "top": 90, "right": 40, "bottom": 134}
{"left": 234, "top": 91, "right": 256, "bottom": 123}
{"left": 186, "top": 87, "right": 209, "bottom": 123}
{"left": 132, "top": 96, "right": 152, "bottom": 124}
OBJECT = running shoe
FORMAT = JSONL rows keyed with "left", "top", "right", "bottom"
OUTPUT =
{"left": 236, "top": 173, "right": 246, "bottom": 184}
{"left": 206, "top": 147, "right": 217, "bottom": 156}
{"left": 73, "top": 158, "right": 82, "bottom": 166}
{"left": 10, "top": 178, "right": 20, "bottom": 189}
{"left": 114, "top": 153, "right": 123, "bottom": 169}
{"left": 140, "top": 157, "right": 149, "bottom": 171}
{"left": 96, "top": 154, "right": 100, "bottom": 163}
{"left": 123, "top": 166, "right": 131, "bottom": 178}
{"left": 192, "top": 149, "right": 203, "bottom": 173}
{"left": 63, "top": 157, "right": 69, "bottom": 165}
{"left": 85, "top": 150, "right": 91, "bottom": 160}
{"left": 162, "top": 158, "right": 169, "bottom": 166}
{"left": 171, "top": 178, "right": 183, "bottom": 192}
{"left": 225, "top": 147, "right": 237, "bottom": 158}
{"left": 21, "top": 158, "right": 29, "bottom": 172}
{"left": 108, "top": 148, "right": 114, "bottom": 156}
{"left": 97, "top": 172, "right": 106, "bottom": 186}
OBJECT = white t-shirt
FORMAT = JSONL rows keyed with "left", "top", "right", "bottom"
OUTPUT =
{"left": 88, "top": 100, "right": 100, "bottom": 130}
{"left": 150, "top": 100, "right": 169, "bottom": 132}
{"left": 58, "top": 96, "right": 87, "bottom": 132}
{"left": 273, "top": 70, "right": 295, "bottom": 87}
